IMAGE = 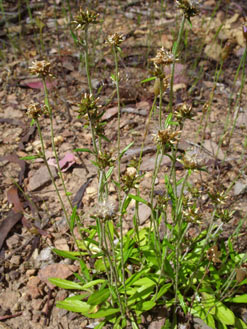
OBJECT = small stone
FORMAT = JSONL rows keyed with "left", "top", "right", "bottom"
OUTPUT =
{"left": 26, "top": 269, "right": 36, "bottom": 276}
{"left": 26, "top": 276, "right": 43, "bottom": 299}
{"left": 10, "top": 255, "right": 21, "bottom": 265}
{"left": 233, "top": 180, "right": 247, "bottom": 196}
{"left": 6, "top": 234, "right": 21, "bottom": 249}
{"left": 31, "top": 298, "right": 44, "bottom": 311}
{"left": 138, "top": 203, "right": 151, "bottom": 225}
{"left": 54, "top": 238, "right": 70, "bottom": 251}
{"left": 27, "top": 165, "right": 58, "bottom": 191}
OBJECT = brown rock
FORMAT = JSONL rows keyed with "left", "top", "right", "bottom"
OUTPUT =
{"left": 38, "top": 263, "right": 78, "bottom": 289}
{"left": 27, "top": 276, "right": 43, "bottom": 299}
{"left": 27, "top": 165, "right": 58, "bottom": 191}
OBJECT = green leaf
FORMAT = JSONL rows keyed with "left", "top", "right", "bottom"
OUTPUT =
{"left": 56, "top": 299, "right": 91, "bottom": 313}
{"left": 52, "top": 248, "right": 81, "bottom": 260}
{"left": 86, "top": 307, "right": 120, "bottom": 318}
{"left": 79, "top": 259, "right": 91, "bottom": 281}
{"left": 141, "top": 76, "right": 156, "bottom": 83}
{"left": 128, "top": 194, "right": 149, "bottom": 206}
{"left": 106, "top": 167, "right": 114, "bottom": 180}
{"left": 20, "top": 155, "right": 40, "bottom": 161}
{"left": 94, "top": 322, "right": 105, "bottom": 329}
{"left": 215, "top": 302, "right": 235, "bottom": 325}
{"left": 88, "top": 289, "right": 110, "bottom": 306}
{"left": 119, "top": 142, "right": 134, "bottom": 159}
{"left": 138, "top": 300, "right": 155, "bottom": 311}
{"left": 74, "top": 148, "right": 93, "bottom": 154}
{"left": 151, "top": 283, "right": 172, "bottom": 301}
{"left": 225, "top": 294, "right": 247, "bottom": 303}
{"left": 70, "top": 206, "right": 77, "bottom": 232}
{"left": 122, "top": 195, "right": 132, "bottom": 213}
{"left": 235, "top": 317, "right": 247, "bottom": 329}
{"left": 81, "top": 279, "right": 106, "bottom": 290}
{"left": 49, "top": 278, "right": 84, "bottom": 290}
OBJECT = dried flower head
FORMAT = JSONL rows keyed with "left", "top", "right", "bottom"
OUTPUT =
{"left": 107, "top": 33, "right": 124, "bottom": 47}
{"left": 182, "top": 204, "right": 201, "bottom": 223}
{"left": 174, "top": 103, "right": 194, "bottom": 122}
{"left": 176, "top": 0, "right": 199, "bottom": 20}
{"left": 27, "top": 102, "right": 43, "bottom": 119}
{"left": 206, "top": 245, "right": 221, "bottom": 264}
{"left": 153, "top": 128, "right": 181, "bottom": 147}
{"left": 178, "top": 153, "right": 204, "bottom": 170}
{"left": 72, "top": 8, "right": 99, "bottom": 30}
{"left": 94, "top": 199, "right": 117, "bottom": 221}
{"left": 151, "top": 47, "right": 178, "bottom": 67}
{"left": 29, "top": 60, "right": 52, "bottom": 78}
{"left": 97, "top": 150, "right": 115, "bottom": 169}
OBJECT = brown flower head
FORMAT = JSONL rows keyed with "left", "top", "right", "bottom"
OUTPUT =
{"left": 72, "top": 8, "right": 99, "bottom": 30}
{"left": 29, "top": 60, "right": 52, "bottom": 78}
{"left": 153, "top": 127, "right": 181, "bottom": 146}
{"left": 107, "top": 33, "right": 124, "bottom": 47}
{"left": 151, "top": 48, "right": 178, "bottom": 67}
{"left": 174, "top": 103, "right": 194, "bottom": 122}
{"left": 26, "top": 102, "right": 43, "bottom": 119}
{"left": 176, "top": 0, "right": 199, "bottom": 20}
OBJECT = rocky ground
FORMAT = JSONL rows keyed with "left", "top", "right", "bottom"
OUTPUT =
{"left": 1, "top": 0, "right": 247, "bottom": 328}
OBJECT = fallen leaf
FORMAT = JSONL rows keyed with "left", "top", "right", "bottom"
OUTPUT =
{"left": 20, "top": 78, "right": 57, "bottom": 90}
{"left": 0, "top": 211, "right": 23, "bottom": 250}
{"left": 7, "top": 187, "right": 23, "bottom": 213}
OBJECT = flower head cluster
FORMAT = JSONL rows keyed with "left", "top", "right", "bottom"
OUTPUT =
{"left": 96, "top": 150, "right": 115, "bottom": 169}
{"left": 178, "top": 152, "right": 204, "bottom": 170}
{"left": 72, "top": 8, "right": 99, "bottom": 30}
{"left": 94, "top": 199, "right": 117, "bottom": 222}
{"left": 121, "top": 167, "right": 140, "bottom": 191}
{"left": 176, "top": 0, "right": 199, "bottom": 20}
{"left": 151, "top": 47, "right": 177, "bottom": 67}
{"left": 77, "top": 93, "right": 100, "bottom": 119}
{"left": 174, "top": 103, "right": 194, "bottom": 123}
{"left": 29, "top": 60, "right": 52, "bottom": 78}
{"left": 153, "top": 127, "right": 181, "bottom": 150}
{"left": 107, "top": 33, "right": 124, "bottom": 47}
{"left": 206, "top": 245, "right": 221, "bottom": 264}
{"left": 27, "top": 102, "right": 44, "bottom": 119}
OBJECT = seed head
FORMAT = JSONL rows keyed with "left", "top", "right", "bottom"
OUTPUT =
{"left": 29, "top": 60, "right": 52, "bottom": 78}
{"left": 94, "top": 199, "right": 117, "bottom": 221}
{"left": 176, "top": 0, "right": 199, "bottom": 20}
{"left": 151, "top": 48, "right": 178, "bottom": 67}
{"left": 174, "top": 103, "right": 194, "bottom": 122}
{"left": 107, "top": 33, "right": 124, "bottom": 47}
{"left": 26, "top": 102, "right": 43, "bottom": 119}
{"left": 72, "top": 8, "right": 99, "bottom": 30}
{"left": 153, "top": 127, "right": 181, "bottom": 146}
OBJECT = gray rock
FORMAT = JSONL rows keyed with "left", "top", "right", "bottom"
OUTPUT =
{"left": 233, "top": 180, "right": 247, "bottom": 196}
{"left": 140, "top": 154, "right": 171, "bottom": 171}
{"left": 27, "top": 165, "right": 58, "bottom": 191}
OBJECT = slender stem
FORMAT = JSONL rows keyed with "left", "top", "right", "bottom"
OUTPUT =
{"left": 84, "top": 26, "right": 93, "bottom": 94}
{"left": 169, "top": 14, "right": 185, "bottom": 112}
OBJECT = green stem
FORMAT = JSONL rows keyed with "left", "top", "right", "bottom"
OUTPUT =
{"left": 169, "top": 14, "right": 185, "bottom": 112}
